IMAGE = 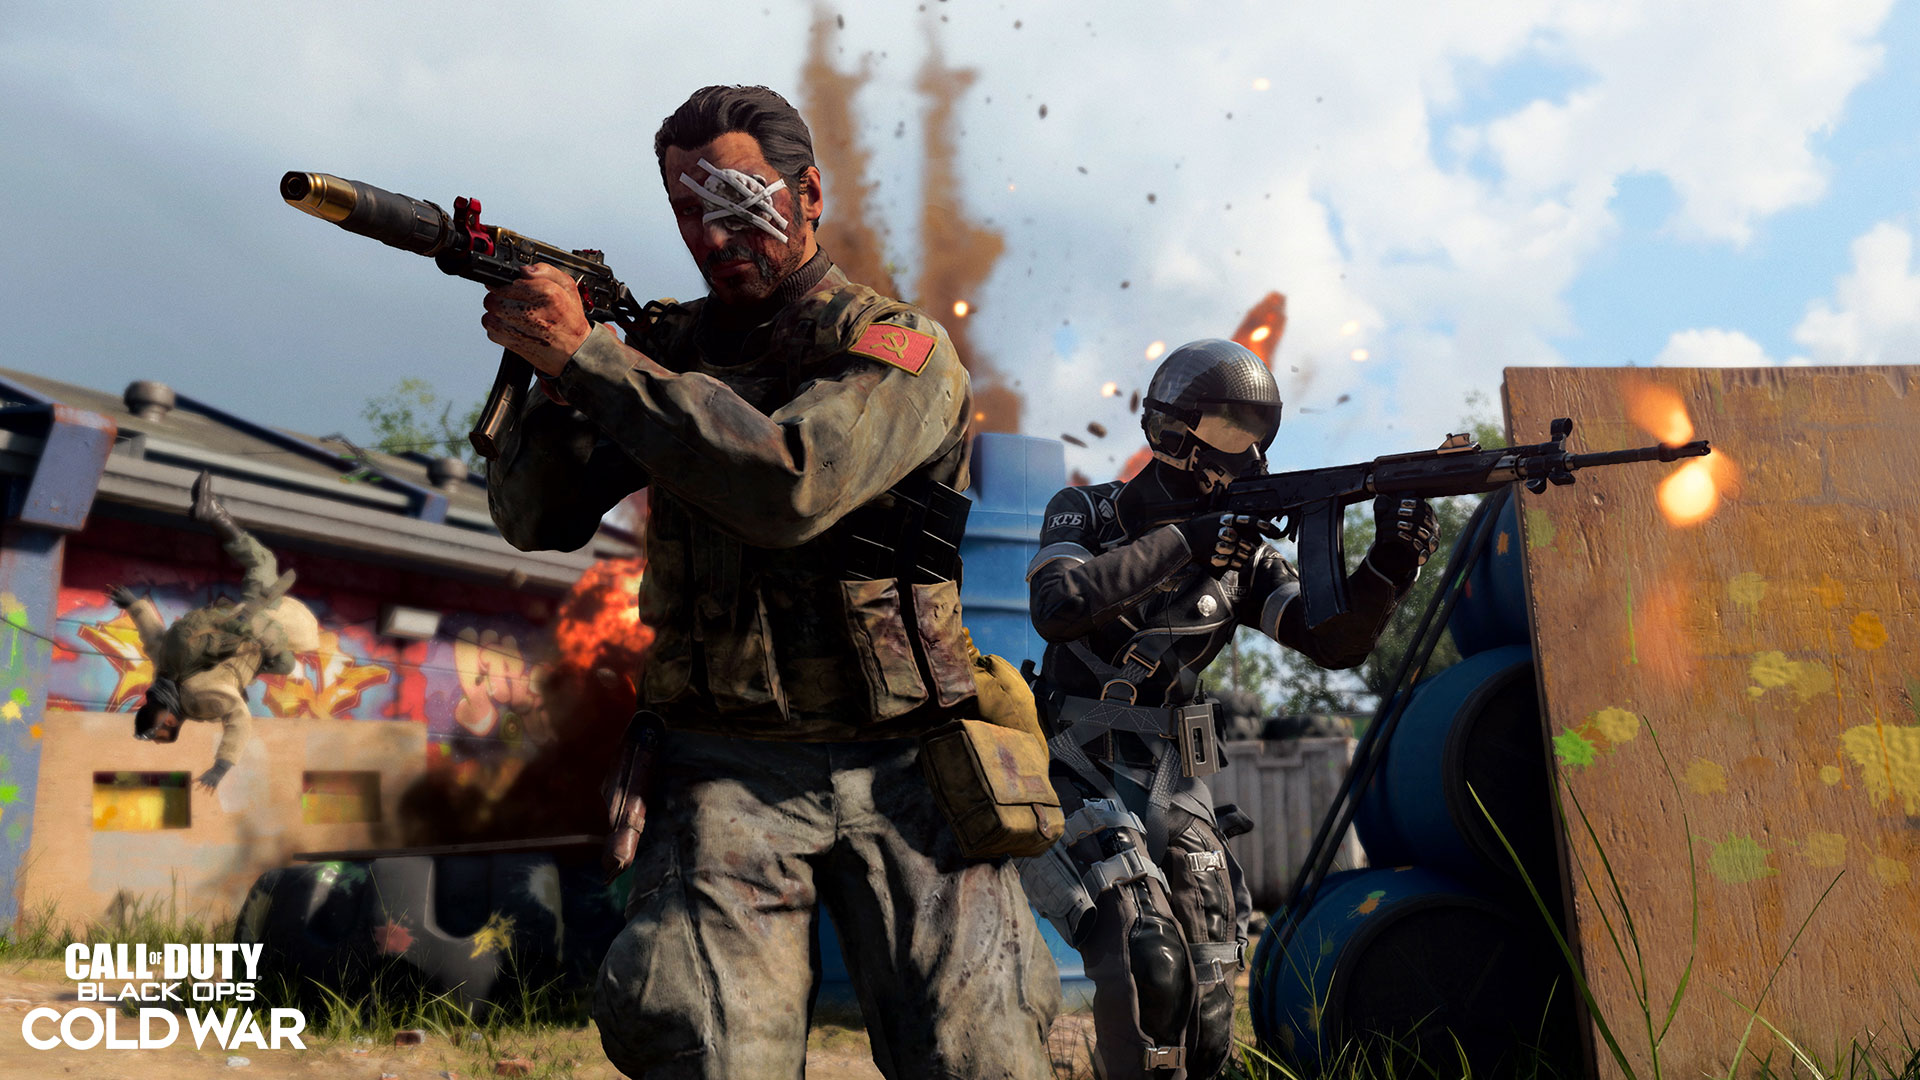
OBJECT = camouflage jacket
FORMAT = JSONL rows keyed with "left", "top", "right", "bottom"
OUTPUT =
{"left": 489, "top": 259, "right": 974, "bottom": 739}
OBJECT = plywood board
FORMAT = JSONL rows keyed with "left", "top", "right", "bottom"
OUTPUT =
{"left": 1506, "top": 365, "right": 1920, "bottom": 1077}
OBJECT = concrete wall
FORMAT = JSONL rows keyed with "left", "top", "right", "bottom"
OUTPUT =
{"left": 23, "top": 711, "right": 424, "bottom": 922}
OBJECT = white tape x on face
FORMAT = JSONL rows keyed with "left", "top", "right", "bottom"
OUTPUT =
{"left": 677, "top": 158, "right": 791, "bottom": 243}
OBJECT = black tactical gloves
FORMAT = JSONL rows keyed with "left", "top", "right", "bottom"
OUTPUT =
{"left": 1178, "top": 512, "right": 1279, "bottom": 577}
{"left": 108, "top": 585, "right": 137, "bottom": 609}
{"left": 1368, "top": 495, "right": 1440, "bottom": 579}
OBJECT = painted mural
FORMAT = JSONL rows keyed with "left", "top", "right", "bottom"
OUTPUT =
{"left": 50, "top": 551, "right": 553, "bottom": 769}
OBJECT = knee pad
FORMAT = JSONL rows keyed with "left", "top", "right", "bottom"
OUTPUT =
{"left": 1128, "top": 908, "right": 1195, "bottom": 1045}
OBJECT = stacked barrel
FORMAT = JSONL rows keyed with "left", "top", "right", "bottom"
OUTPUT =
{"left": 1250, "top": 495, "right": 1585, "bottom": 1073}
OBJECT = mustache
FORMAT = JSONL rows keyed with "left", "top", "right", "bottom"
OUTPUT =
{"left": 704, "top": 244, "right": 772, "bottom": 274}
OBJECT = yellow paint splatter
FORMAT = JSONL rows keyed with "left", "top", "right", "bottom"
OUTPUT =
{"left": 1748, "top": 652, "right": 1835, "bottom": 703}
{"left": 468, "top": 912, "right": 515, "bottom": 959}
{"left": 0, "top": 701, "right": 18, "bottom": 722}
{"left": 1875, "top": 856, "right": 1911, "bottom": 886}
{"left": 1685, "top": 758, "right": 1728, "bottom": 795}
{"left": 1727, "top": 572, "right": 1767, "bottom": 615}
{"left": 1852, "top": 611, "right": 1889, "bottom": 651}
{"left": 1819, "top": 765, "right": 1843, "bottom": 785}
{"left": 1840, "top": 725, "right": 1920, "bottom": 813}
{"left": 1803, "top": 832, "right": 1846, "bottom": 867}
{"left": 1812, "top": 576, "right": 1846, "bottom": 609}
{"left": 1750, "top": 652, "right": 1792, "bottom": 689}
{"left": 1495, "top": 531, "right": 1511, "bottom": 556}
{"left": 1590, "top": 707, "right": 1641, "bottom": 746}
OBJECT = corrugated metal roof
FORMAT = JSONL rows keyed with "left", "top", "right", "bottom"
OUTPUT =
{"left": 0, "top": 367, "right": 637, "bottom": 589}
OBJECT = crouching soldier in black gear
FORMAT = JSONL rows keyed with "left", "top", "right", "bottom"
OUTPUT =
{"left": 1018, "top": 339, "right": 1438, "bottom": 1079}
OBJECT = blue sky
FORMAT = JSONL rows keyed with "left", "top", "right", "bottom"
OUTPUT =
{"left": 0, "top": 1, "right": 1913, "bottom": 477}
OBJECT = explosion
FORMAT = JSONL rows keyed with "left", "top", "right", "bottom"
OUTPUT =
{"left": 552, "top": 557, "right": 652, "bottom": 677}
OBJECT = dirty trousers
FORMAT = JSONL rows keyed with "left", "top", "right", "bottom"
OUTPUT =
{"left": 594, "top": 729, "right": 1061, "bottom": 1080}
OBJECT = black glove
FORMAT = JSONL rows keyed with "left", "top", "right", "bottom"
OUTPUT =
{"left": 1177, "top": 512, "right": 1278, "bottom": 577}
{"left": 1368, "top": 495, "right": 1439, "bottom": 579}
{"left": 195, "top": 761, "right": 231, "bottom": 792}
{"left": 108, "top": 585, "right": 138, "bottom": 610}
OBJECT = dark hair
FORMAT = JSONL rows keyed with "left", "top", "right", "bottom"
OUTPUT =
{"left": 655, "top": 85, "right": 820, "bottom": 224}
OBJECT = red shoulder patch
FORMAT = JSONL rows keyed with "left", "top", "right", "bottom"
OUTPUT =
{"left": 849, "top": 322, "right": 937, "bottom": 375}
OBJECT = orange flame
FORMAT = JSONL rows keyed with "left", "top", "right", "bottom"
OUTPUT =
{"left": 1626, "top": 380, "right": 1694, "bottom": 447}
{"left": 1656, "top": 453, "right": 1739, "bottom": 528}
{"left": 553, "top": 557, "right": 653, "bottom": 675}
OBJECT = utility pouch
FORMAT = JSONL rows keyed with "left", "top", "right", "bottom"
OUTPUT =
{"left": 1173, "top": 702, "right": 1223, "bottom": 778}
{"left": 840, "top": 578, "right": 930, "bottom": 720}
{"left": 911, "top": 579, "right": 977, "bottom": 709}
{"left": 920, "top": 719, "right": 1063, "bottom": 859}
{"left": 919, "top": 631, "right": 1064, "bottom": 859}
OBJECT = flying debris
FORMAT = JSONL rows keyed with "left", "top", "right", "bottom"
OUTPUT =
{"left": 1061, "top": 433, "right": 1088, "bottom": 448}
{"left": 1145, "top": 341, "right": 1166, "bottom": 361}
{"left": 1128, "top": 390, "right": 1140, "bottom": 412}
{"left": 1336, "top": 394, "right": 1350, "bottom": 405}
{"left": 1087, "top": 422, "right": 1108, "bottom": 438}
{"left": 1100, "top": 381, "right": 1120, "bottom": 397}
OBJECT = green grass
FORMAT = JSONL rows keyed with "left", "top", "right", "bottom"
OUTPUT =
{"left": 0, "top": 884, "right": 226, "bottom": 962}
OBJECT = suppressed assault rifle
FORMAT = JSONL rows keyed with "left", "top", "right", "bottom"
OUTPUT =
{"left": 281, "top": 171, "right": 647, "bottom": 460}
{"left": 1149, "top": 418, "right": 1711, "bottom": 628}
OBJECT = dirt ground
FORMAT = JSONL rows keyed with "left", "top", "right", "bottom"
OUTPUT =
{"left": 1, "top": 957, "right": 1234, "bottom": 1079}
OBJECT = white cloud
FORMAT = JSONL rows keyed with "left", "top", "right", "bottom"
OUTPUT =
{"left": 1653, "top": 328, "right": 1775, "bottom": 368}
{"left": 1793, "top": 221, "right": 1920, "bottom": 365}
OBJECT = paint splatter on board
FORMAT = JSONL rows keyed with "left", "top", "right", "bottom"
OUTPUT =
{"left": 1875, "top": 856, "right": 1911, "bottom": 886}
{"left": 1349, "top": 890, "right": 1387, "bottom": 917}
{"left": 1685, "top": 758, "right": 1728, "bottom": 795}
{"left": 1728, "top": 572, "right": 1767, "bottom": 615}
{"left": 1802, "top": 832, "right": 1846, "bottom": 867}
{"left": 1813, "top": 576, "right": 1846, "bottom": 609}
{"left": 1747, "top": 652, "right": 1834, "bottom": 703}
{"left": 1554, "top": 729, "right": 1598, "bottom": 768}
{"left": 1820, "top": 764, "right": 1843, "bottom": 785}
{"left": 1839, "top": 725, "right": 1920, "bottom": 813}
{"left": 1524, "top": 508, "right": 1557, "bottom": 551}
{"left": 1708, "top": 835, "right": 1778, "bottom": 883}
{"left": 1853, "top": 611, "right": 1889, "bottom": 651}
{"left": 1590, "top": 707, "right": 1641, "bottom": 745}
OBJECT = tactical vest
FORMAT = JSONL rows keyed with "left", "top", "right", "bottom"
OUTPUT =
{"left": 632, "top": 271, "right": 974, "bottom": 741}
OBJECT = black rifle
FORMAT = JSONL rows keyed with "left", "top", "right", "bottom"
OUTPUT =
{"left": 281, "top": 171, "right": 647, "bottom": 460}
{"left": 1149, "top": 418, "right": 1711, "bottom": 627}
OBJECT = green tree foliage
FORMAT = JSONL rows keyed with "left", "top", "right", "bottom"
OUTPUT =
{"left": 360, "top": 378, "right": 485, "bottom": 469}
{"left": 1203, "top": 399, "right": 1510, "bottom": 720}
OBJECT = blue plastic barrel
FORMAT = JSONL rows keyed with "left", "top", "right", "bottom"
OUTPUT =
{"left": 1447, "top": 494, "right": 1531, "bottom": 656}
{"left": 1249, "top": 866, "right": 1576, "bottom": 1072}
{"left": 1352, "top": 644, "right": 1557, "bottom": 887}
{"left": 958, "top": 433, "right": 1065, "bottom": 665}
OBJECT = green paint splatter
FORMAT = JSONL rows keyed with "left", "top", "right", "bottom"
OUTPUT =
{"left": 5, "top": 821, "right": 23, "bottom": 845}
{"left": 333, "top": 862, "right": 369, "bottom": 886}
{"left": 1708, "top": 835, "right": 1778, "bottom": 883}
{"left": 0, "top": 754, "right": 10, "bottom": 772}
{"left": 1554, "top": 729, "right": 1598, "bottom": 768}
{"left": 1524, "top": 507, "right": 1557, "bottom": 551}
{"left": 8, "top": 687, "right": 26, "bottom": 707}
{"left": 0, "top": 785, "right": 17, "bottom": 805}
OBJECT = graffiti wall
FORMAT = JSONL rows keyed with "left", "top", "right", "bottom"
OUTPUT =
{"left": 50, "top": 520, "right": 557, "bottom": 772}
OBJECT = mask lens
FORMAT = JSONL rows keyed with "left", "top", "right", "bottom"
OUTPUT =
{"left": 1191, "top": 402, "right": 1276, "bottom": 455}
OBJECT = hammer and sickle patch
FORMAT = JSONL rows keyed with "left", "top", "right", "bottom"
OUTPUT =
{"left": 851, "top": 322, "right": 937, "bottom": 374}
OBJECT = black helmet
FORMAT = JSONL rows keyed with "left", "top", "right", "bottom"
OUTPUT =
{"left": 1141, "top": 339, "right": 1282, "bottom": 488}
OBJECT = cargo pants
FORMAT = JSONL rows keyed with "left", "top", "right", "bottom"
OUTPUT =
{"left": 594, "top": 729, "right": 1061, "bottom": 1080}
